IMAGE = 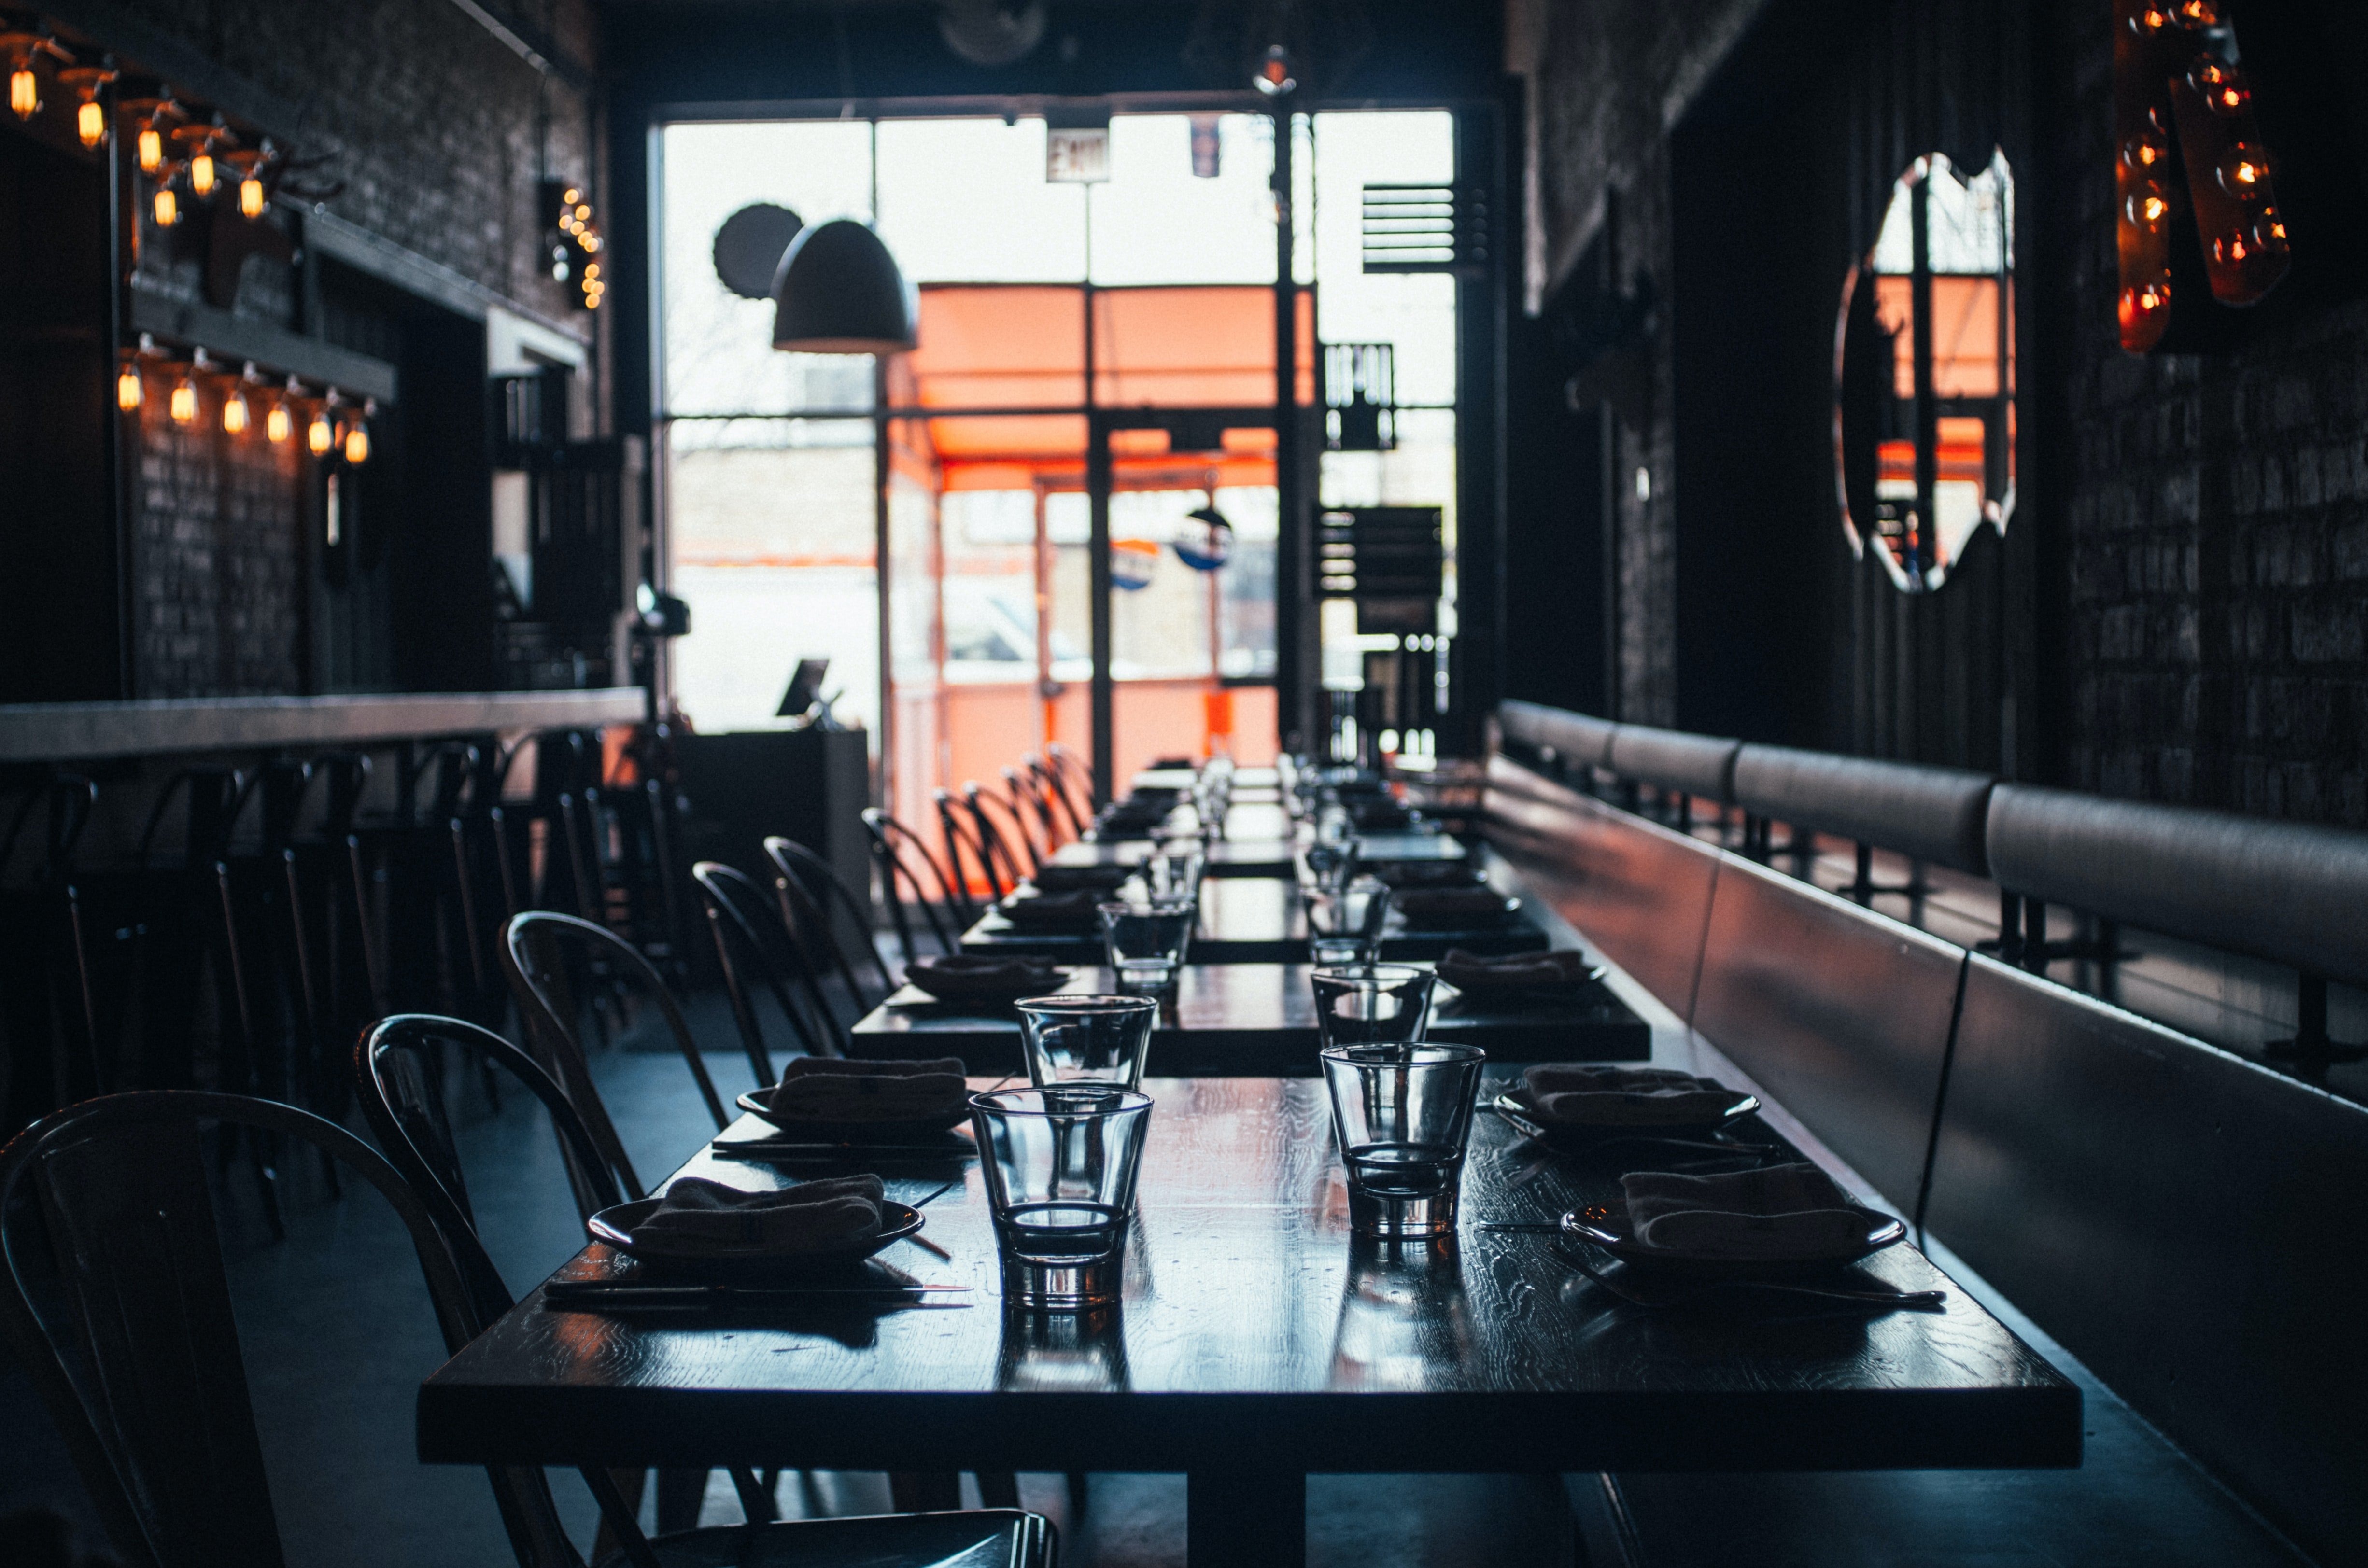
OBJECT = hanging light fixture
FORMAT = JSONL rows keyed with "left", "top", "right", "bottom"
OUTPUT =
{"left": 239, "top": 169, "right": 265, "bottom": 217}
{"left": 0, "top": 31, "right": 64, "bottom": 122}
{"left": 136, "top": 118, "right": 162, "bottom": 170}
{"left": 1252, "top": 44, "right": 1297, "bottom": 96}
{"left": 189, "top": 149, "right": 215, "bottom": 196}
{"left": 169, "top": 365, "right": 198, "bottom": 424}
{"left": 153, "top": 166, "right": 179, "bottom": 227}
{"left": 59, "top": 63, "right": 115, "bottom": 147}
{"left": 116, "top": 334, "right": 154, "bottom": 411}
{"left": 343, "top": 399, "right": 373, "bottom": 464}
{"left": 309, "top": 392, "right": 338, "bottom": 455}
{"left": 222, "top": 363, "right": 259, "bottom": 435}
{"left": 267, "top": 377, "right": 298, "bottom": 443}
{"left": 769, "top": 219, "right": 918, "bottom": 354}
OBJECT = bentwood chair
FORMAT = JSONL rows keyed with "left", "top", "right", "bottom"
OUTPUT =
{"left": 860, "top": 809, "right": 965, "bottom": 967}
{"left": 965, "top": 780, "right": 1043, "bottom": 881}
{"left": 1045, "top": 743, "right": 1098, "bottom": 825}
{"left": 691, "top": 861, "right": 844, "bottom": 1076}
{"left": 0, "top": 1086, "right": 1055, "bottom": 1568}
{"left": 0, "top": 773, "right": 101, "bottom": 1127}
{"left": 1026, "top": 754, "right": 1089, "bottom": 842}
{"left": 762, "top": 835, "right": 899, "bottom": 1008}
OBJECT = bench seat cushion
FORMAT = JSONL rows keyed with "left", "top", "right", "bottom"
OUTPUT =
{"left": 1732, "top": 744, "right": 1995, "bottom": 876}
{"left": 1606, "top": 725, "right": 1741, "bottom": 804}
{"left": 1498, "top": 700, "right": 1618, "bottom": 774}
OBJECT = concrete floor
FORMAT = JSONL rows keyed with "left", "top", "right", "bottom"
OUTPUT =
{"left": 1, "top": 1033, "right": 1570, "bottom": 1568}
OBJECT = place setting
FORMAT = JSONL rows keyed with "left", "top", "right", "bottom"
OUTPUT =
{"left": 714, "top": 1054, "right": 983, "bottom": 1167}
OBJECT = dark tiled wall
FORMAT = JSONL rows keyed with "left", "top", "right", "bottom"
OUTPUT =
{"left": 2052, "top": 6, "right": 2368, "bottom": 827}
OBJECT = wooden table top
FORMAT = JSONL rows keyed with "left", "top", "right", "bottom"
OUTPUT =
{"left": 848, "top": 962, "right": 1652, "bottom": 1072}
{"left": 418, "top": 1075, "right": 2078, "bottom": 1480}
{"left": 960, "top": 878, "right": 1550, "bottom": 965}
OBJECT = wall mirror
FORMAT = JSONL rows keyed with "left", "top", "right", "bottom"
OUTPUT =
{"left": 1836, "top": 151, "right": 2016, "bottom": 592}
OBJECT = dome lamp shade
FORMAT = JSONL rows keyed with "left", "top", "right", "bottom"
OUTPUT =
{"left": 771, "top": 218, "right": 918, "bottom": 354}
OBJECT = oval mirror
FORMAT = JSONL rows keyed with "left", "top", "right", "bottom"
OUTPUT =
{"left": 1836, "top": 151, "right": 2016, "bottom": 592}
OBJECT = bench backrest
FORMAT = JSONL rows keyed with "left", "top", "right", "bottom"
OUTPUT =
{"left": 1482, "top": 755, "right": 1720, "bottom": 1019}
{"left": 1924, "top": 955, "right": 2368, "bottom": 1565}
{"left": 1732, "top": 744, "right": 1995, "bottom": 876}
{"left": 1498, "top": 700, "right": 1619, "bottom": 778}
{"left": 1988, "top": 783, "right": 2368, "bottom": 988}
{"left": 1606, "top": 724, "right": 1740, "bottom": 804}
{"left": 1691, "top": 852, "right": 1965, "bottom": 1214}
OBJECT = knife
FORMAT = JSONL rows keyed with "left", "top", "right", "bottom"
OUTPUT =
{"left": 712, "top": 1142, "right": 976, "bottom": 1160}
{"left": 544, "top": 1281, "right": 973, "bottom": 1310}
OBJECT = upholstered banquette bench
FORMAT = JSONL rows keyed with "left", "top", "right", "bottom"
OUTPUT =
{"left": 1482, "top": 707, "right": 2368, "bottom": 1568}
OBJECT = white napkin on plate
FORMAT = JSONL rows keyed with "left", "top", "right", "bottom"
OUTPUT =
{"left": 1620, "top": 1163, "right": 1871, "bottom": 1260}
{"left": 1521, "top": 1064, "right": 1738, "bottom": 1126}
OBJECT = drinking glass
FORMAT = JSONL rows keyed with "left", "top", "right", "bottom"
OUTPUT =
{"left": 1304, "top": 841, "right": 1354, "bottom": 895}
{"left": 1016, "top": 994, "right": 1159, "bottom": 1088}
{"left": 1320, "top": 1042, "right": 1487, "bottom": 1238}
{"left": 1099, "top": 895, "right": 1197, "bottom": 972}
{"left": 1309, "top": 935, "right": 1368, "bottom": 968}
{"left": 1310, "top": 964, "right": 1437, "bottom": 1051}
{"left": 1306, "top": 875, "right": 1392, "bottom": 962}
{"left": 972, "top": 1085, "right": 1153, "bottom": 1309}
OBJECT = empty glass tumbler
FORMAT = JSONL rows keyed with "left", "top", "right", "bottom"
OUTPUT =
{"left": 1099, "top": 895, "right": 1197, "bottom": 975}
{"left": 1310, "top": 964, "right": 1438, "bottom": 1051}
{"left": 1016, "top": 994, "right": 1160, "bottom": 1089}
{"left": 972, "top": 1085, "right": 1153, "bottom": 1309}
{"left": 1320, "top": 1042, "right": 1487, "bottom": 1238}
{"left": 1306, "top": 875, "right": 1392, "bottom": 962}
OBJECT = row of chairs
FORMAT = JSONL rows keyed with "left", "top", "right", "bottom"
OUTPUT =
{"left": 860, "top": 745, "right": 1097, "bottom": 966}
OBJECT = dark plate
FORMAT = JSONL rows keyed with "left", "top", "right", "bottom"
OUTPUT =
{"left": 737, "top": 1088, "right": 973, "bottom": 1143}
{"left": 587, "top": 1198, "right": 927, "bottom": 1280}
{"left": 1560, "top": 1200, "right": 1905, "bottom": 1279}
{"left": 1395, "top": 893, "right": 1522, "bottom": 931}
{"left": 1493, "top": 1085, "right": 1759, "bottom": 1146}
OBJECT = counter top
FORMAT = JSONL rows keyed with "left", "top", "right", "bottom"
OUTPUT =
{"left": 0, "top": 688, "right": 646, "bottom": 762}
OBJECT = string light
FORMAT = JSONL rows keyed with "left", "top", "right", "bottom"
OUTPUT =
{"left": 6, "top": 41, "right": 37, "bottom": 120}
{"left": 137, "top": 121, "right": 161, "bottom": 171}
{"left": 240, "top": 172, "right": 265, "bottom": 217}
{"left": 169, "top": 371, "right": 197, "bottom": 424}
{"left": 221, "top": 384, "right": 248, "bottom": 434}
{"left": 117, "top": 361, "right": 142, "bottom": 410}
{"left": 308, "top": 394, "right": 336, "bottom": 455}
{"left": 189, "top": 149, "right": 215, "bottom": 196}
{"left": 343, "top": 418, "right": 370, "bottom": 464}
{"left": 153, "top": 179, "right": 177, "bottom": 226}
{"left": 268, "top": 377, "right": 299, "bottom": 443}
{"left": 60, "top": 65, "right": 114, "bottom": 147}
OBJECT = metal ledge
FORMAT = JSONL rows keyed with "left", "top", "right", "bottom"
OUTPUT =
{"left": 0, "top": 689, "right": 646, "bottom": 763}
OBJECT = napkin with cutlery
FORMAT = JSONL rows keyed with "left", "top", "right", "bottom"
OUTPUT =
{"left": 905, "top": 954, "right": 1064, "bottom": 1004}
{"left": 1620, "top": 1162, "right": 1872, "bottom": 1261}
{"left": 1438, "top": 947, "right": 1598, "bottom": 997}
{"left": 1000, "top": 888, "right": 1106, "bottom": 928}
{"left": 1029, "top": 863, "right": 1140, "bottom": 894}
{"left": 631, "top": 1174, "right": 885, "bottom": 1252}
{"left": 766, "top": 1057, "right": 970, "bottom": 1123}
{"left": 1520, "top": 1064, "right": 1738, "bottom": 1126}
{"left": 1393, "top": 887, "right": 1512, "bottom": 927}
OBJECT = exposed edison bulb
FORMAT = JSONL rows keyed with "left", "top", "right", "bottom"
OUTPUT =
{"left": 2172, "top": 0, "right": 2220, "bottom": 24}
{"left": 2216, "top": 143, "right": 2273, "bottom": 198}
{"left": 2254, "top": 208, "right": 2291, "bottom": 254}
{"left": 153, "top": 183, "right": 177, "bottom": 226}
{"left": 2190, "top": 59, "right": 2250, "bottom": 116}
{"left": 265, "top": 399, "right": 291, "bottom": 442}
{"left": 9, "top": 64, "right": 36, "bottom": 121}
{"left": 562, "top": 186, "right": 580, "bottom": 204}
{"left": 2118, "top": 281, "right": 2171, "bottom": 334}
{"left": 307, "top": 407, "right": 334, "bottom": 455}
{"left": 240, "top": 174, "right": 265, "bottom": 218}
{"left": 189, "top": 151, "right": 214, "bottom": 196}
{"left": 343, "top": 420, "right": 369, "bottom": 464}
{"left": 137, "top": 124, "right": 161, "bottom": 171}
{"left": 2121, "top": 133, "right": 2168, "bottom": 170}
{"left": 2128, "top": 4, "right": 2170, "bottom": 33}
{"left": 2210, "top": 230, "right": 2255, "bottom": 266}
{"left": 222, "top": 387, "right": 249, "bottom": 434}
{"left": 117, "top": 364, "right": 142, "bottom": 411}
{"left": 574, "top": 202, "right": 591, "bottom": 221}
{"left": 169, "top": 374, "right": 197, "bottom": 424}
{"left": 77, "top": 98, "right": 103, "bottom": 146}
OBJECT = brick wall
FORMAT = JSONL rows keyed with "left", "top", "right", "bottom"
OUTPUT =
{"left": 89, "top": 0, "right": 599, "bottom": 698}
{"left": 2052, "top": 5, "right": 2368, "bottom": 826}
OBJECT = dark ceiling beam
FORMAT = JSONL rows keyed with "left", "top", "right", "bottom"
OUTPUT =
{"left": 446, "top": 0, "right": 596, "bottom": 93}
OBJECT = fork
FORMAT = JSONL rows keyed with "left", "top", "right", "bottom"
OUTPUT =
{"left": 1550, "top": 1241, "right": 1946, "bottom": 1312}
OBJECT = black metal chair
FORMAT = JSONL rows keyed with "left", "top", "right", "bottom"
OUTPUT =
{"left": 999, "top": 766, "right": 1058, "bottom": 867}
{"left": 1044, "top": 743, "right": 1098, "bottom": 824}
{"left": 935, "top": 787, "right": 1012, "bottom": 905}
{"left": 1027, "top": 753, "right": 1089, "bottom": 842}
{"left": 0, "top": 774, "right": 101, "bottom": 1130}
{"left": 860, "top": 809, "right": 965, "bottom": 967}
{"left": 691, "top": 861, "right": 844, "bottom": 1078}
{"left": 0, "top": 1084, "right": 1054, "bottom": 1568}
{"left": 760, "top": 839, "right": 896, "bottom": 1036}
{"left": 502, "top": 910, "right": 732, "bottom": 1202}
{"left": 966, "top": 780, "right": 1043, "bottom": 881}
{"left": 763, "top": 835, "right": 899, "bottom": 1008}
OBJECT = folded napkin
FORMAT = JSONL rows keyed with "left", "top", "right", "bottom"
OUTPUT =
{"left": 767, "top": 1056, "right": 970, "bottom": 1123}
{"left": 1029, "top": 863, "right": 1140, "bottom": 893}
{"left": 630, "top": 1174, "right": 885, "bottom": 1252}
{"left": 1620, "top": 1163, "right": 1871, "bottom": 1261}
{"left": 1520, "top": 1064, "right": 1739, "bottom": 1126}
{"left": 906, "top": 954, "right": 1064, "bottom": 1003}
{"left": 1394, "top": 887, "right": 1512, "bottom": 926}
{"left": 1438, "top": 947, "right": 1597, "bottom": 994}
{"left": 1350, "top": 801, "right": 1416, "bottom": 831}
{"left": 1370, "top": 862, "right": 1485, "bottom": 889}
{"left": 1001, "top": 888, "right": 1105, "bottom": 928}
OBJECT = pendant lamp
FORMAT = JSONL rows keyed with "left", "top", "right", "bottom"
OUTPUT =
{"left": 770, "top": 219, "right": 917, "bottom": 354}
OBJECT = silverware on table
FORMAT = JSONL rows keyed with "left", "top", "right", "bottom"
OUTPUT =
{"left": 1546, "top": 1241, "right": 1946, "bottom": 1313}
{"left": 543, "top": 1281, "right": 973, "bottom": 1312}
{"left": 712, "top": 1141, "right": 976, "bottom": 1162}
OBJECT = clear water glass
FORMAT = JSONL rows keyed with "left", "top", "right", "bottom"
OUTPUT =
{"left": 1304, "top": 841, "right": 1354, "bottom": 894}
{"left": 1099, "top": 895, "right": 1197, "bottom": 970}
{"left": 1015, "top": 993, "right": 1159, "bottom": 1089}
{"left": 972, "top": 1085, "right": 1153, "bottom": 1310}
{"left": 1114, "top": 957, "right": 1177, "bottom": 996}
{"left": 1310, "top": 964, "right": 1437, "bottom": 1051}
{"left": 1309, "top": 934, "right": 1370, "bottom": 968}
{"left": 1308, "top": 875, "right": 1392, "bottom": 942}
{"left": 1320, "top": 1042, "right": 1487, "bottom": 1238}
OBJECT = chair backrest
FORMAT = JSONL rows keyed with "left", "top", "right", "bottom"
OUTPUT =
{"left": 861, "top": 808, "right": 962, "bottom": 966}
{"left": 1000, "top": 765, "right": 1057, "bottom": 863}
{"left": 1045, "top": 743, "right": 1098, "bottom": 819}
{"left": 502, "top": 911, "right": 730, "bottom": 1195}
{"left": 1987, "top": 783, "right": 2368, "bottom": 989}
{"left": 691, "top": 860, "right": 837, "bottom": 1082}
{"left": 966, "top": 779, "right": 1042, "bottom": 877}
{"left": 933, "top": 788, "right": 1003, "bottom": 910}
{"left": 764, "top": 834, "right": 898, "bottom": 1004}
{"left": 1923, "top": 958, "right": 2368, "bottom": 1565}
{"left": 1482, "top": 753, "right": 1722, "bottom": 1021}
{"left": 2, "top": 772, "right": 98, "bottom": 886}
{"left": 1732, "top": 743, "right": 1996, "bottom": 876}
{"left": 0, "top": 1089, "right": 585, "bottom": 1568}
{"left": 1030, "top": 753, "right": 1089, "bottom": 839}
{"left": 1691, "top": 851, "right": 1967, "bottom": 1215}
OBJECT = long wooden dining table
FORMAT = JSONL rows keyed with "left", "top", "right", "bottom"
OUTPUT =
{"left": 416, "top": 1075, "right": 2079, "bottom": 1568}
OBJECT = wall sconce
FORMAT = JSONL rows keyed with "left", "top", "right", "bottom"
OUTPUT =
{"left": 309, "top": 392, "right": 338, "bottom": 455}
{"left": 153, "top": 166, "right": 180, "bottom": 227}
{"left": 1, "top": 30, "right": 69, "bottom": 122}
{"left": 58, "top": 62, "right": 115, "bottom": 147}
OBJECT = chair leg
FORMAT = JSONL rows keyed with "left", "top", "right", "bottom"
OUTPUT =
{"left": 727, "top": 1465, "right": 779, "bottom": 1523}
{"left": 1067, "top": 1470, "right": 1091, "bottom": 1517}
{"left": 654, "top": 1467, "right": 707, "bottom": 1533}
{"left": 890, "top": 1472, "right": 964, "bottom": 1512}
{"left": 975, "top": 1471, "right": 1022, "bottom": 1509}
